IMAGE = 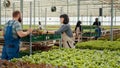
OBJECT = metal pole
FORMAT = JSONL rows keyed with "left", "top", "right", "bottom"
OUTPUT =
{"left": 110, "top": 0, "right": 114, "bottom": 41}
{"left": 60, "top": 7, "right": 63, "bottom": 14}
{"left": 115, "top": 8, "right": 116, "bottom": 26}
{"left": 38, "top": 1, "right": 40, "bottom": 21}
{"left": 45, "top": 8, "right": 47, "bottom": 30}
{"left": 44, "top": 8, "right": 47, "bottom": 46}
{"left": 77, "top": 0, "right": 82, "bottom": 41}
{"left": 90, "top": 15, "right": 92, "bottom": 26}
{"left": 67, "top": 0, "right": 69, "bottom": 14}
{"left": 27, "top": 11, "right": 29, "bottom": 25}
{"left": 34, "top": 0, "right": 36, "bottom": 29}
{"left": 81, "top": 15, "right": 83, "bottom": 22}
{"left": 30, "top": 2, "right": 32, "bottom": 55}
{"left": 60, "top": 7, "right": 63, "bottom": 26}
{"left": 41, "top": 8, "right": 42, "bottom": 21}
{"left": 87, "top": 5, "right": 89, "bottom": 25}
{"left": 90, "top": 15, "right": 92, "bottom": 39}
{"left": 102, "top": 3, "right": 103, "bottom": 26}
{"left": 5, "top": 6, "right": 6, "bottom": 23}
{"left": 77, "top": 0, "right": 80, "bottom": 21}
{"left": 20, "top": 0, "right": 23, "bottom": 28}
{"left": 0, "top": 0, "right": 1, "bottom": 28}
{"left": 13, "top": 2, "right": 15, "bottom": 12}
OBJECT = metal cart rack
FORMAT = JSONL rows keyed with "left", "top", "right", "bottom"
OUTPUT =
{"left": 21, "top": 34, "right": 62, "bottom": 55}
{"left": 21, "top": 2, "right": 62, "bottom": 55}
{"left": 82, "top": 25, "right": 98, "bottom": 40}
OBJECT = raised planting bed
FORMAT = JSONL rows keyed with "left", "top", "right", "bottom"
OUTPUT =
{"left": 82, "top": 32, "right": 98, "bottom": 37}
{"left": 76, "top": 40, "right": 120, "bottom": 50}
{"left": 0, "top": 60, "right": 66, "bottom": 68}
{"left": 11, "top": 49, "right": 120, "bottom": 68}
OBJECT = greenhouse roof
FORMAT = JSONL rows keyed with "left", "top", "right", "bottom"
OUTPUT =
{"left": 0, "top": 0, "right": 120, "bottom": 17}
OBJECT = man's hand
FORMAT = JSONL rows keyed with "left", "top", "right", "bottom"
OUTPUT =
{"left": 42, "top": 30, "right": 47, "bottom": 34}
{"left": 28, "top": 28, "right": 33, "bottom": 33}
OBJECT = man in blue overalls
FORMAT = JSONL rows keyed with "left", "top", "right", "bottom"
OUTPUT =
{"left": 1, "top": 11, "right": 32, "bottom": 60}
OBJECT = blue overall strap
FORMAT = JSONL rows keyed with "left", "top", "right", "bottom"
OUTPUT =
{"left": 4, "top": 20, "right": 15, "bottom": 44}
{"left": 2, "top": 20, "right": 20, "bottom": 60}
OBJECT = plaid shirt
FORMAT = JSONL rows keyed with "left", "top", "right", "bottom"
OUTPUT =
{"left": 4, "top": 20, "right": 22, "bottom": 39}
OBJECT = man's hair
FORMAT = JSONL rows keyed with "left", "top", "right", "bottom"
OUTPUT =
{"left": 60, "top": 14, "right": 69, "bottom": 24}
{"left": 39, "top": 21, "right": 41, "bottom": 25}
{"left": 13, "top": 11, "right": 20, "bottom": 18}
{"left": 95, "top": 18, "right": 98, "bottom": 21}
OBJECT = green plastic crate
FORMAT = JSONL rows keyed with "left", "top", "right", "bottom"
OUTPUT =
{"left": 82, "top": 26, "right": 97, "bottom": 29}
{"left": 46, "top": 34, "right": 54, "bottom": 40}
{"left": 54, "top": 34, "right": 61, "bottom": 39}
{"left": 82, "top": 32, "right": 98, "bottom": 37}
{"left": 46, "top": 34, "right": 61, "bottom": 40}
{"left": 21, "top": 34, "right": 61, "bottom": 42}
{"left": 21, "top": 34, "right": 46, "bottom": 42}
{"left": 32, "top": 34, "right": 46, "bottom": 42}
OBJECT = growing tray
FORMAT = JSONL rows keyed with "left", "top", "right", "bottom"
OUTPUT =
{"left": 82, "top": 32, "right": 98, "bottom": 37}
{"left": 82, "top": 26, "right": 97, "bottom": 29}
{"left": 21, "top": 34, "right": 61, "bottom": 42}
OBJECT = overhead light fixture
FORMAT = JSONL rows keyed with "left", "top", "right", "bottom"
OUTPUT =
{"left": 3, "top": 0, "right": 11, "bottom": 8}
{"left": 51, "top": 6, "right": 57, "bottom": 12}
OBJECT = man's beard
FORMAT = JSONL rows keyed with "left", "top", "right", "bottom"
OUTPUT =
{"left": 18, "top": 17, "right": 22, "bottom": 23}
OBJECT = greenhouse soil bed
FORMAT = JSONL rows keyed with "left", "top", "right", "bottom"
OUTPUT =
{"left": 11, "top": 49, "right": 120, "bottom": 68}
{"left": 76, "top": 40, "right": 120, "bottom": 51}
{"left": 0, "top": 60, "right": 66, "bottom": 68}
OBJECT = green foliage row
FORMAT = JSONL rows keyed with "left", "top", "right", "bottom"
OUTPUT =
{"left": 11, "top": 49, "right": 120, "bottom": 68}
{"left": 76, "top": 40, "right": 120, "bottom": 50}
{"left": 117, "top": 38, "right": 120, "bottom": 41}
